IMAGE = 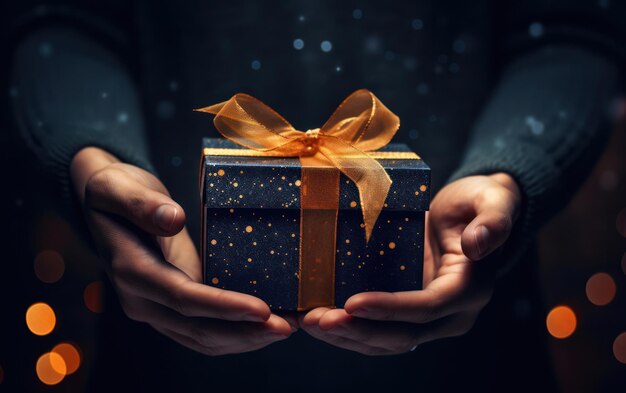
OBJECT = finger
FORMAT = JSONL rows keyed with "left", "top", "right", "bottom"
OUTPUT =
{"left": 84, "top": 164, "right": 202, "bottom": 282}
{"left": 276, "top": 312, "right": 299, "bottom": 332}
{"left": 423, "top": 211, "right": 438, "bottom": 285}
{"left": 299, "top": 307, "right": 333, "bottom": 328}
{"left": 85, "top": 166, "right": 185, "bottom": 236}
{"left": 122, "top": 265, "right": 273, "bottom": 322}
{"left": 301, "top": 316, "right": 394, "bottom": 356}
{"left": 322, "top": 312, "right": 477, "bottom": 353}
{"left": 124, "top": 295, "right": 293, "bottom": 338}
{"left": 412, "top": 313, "right": 478, "bottom": 346}
{"left": 153, "top": 326, "right": 224, "bottom": 356}
{"left": 318, "top": 309, "right": 416, "bottom": 354}
{"left": 318, "top": 308, "right": 353, "bottom": 330}
{"left": 93, "top": 211, "right": 272, "bottom": 322}
{"left": 125, "top": 296, "right": 291, "bottom": 355}
{"left": 461, "top": 186, "right": 517, "bottom": 261}
{"left": 154, "top": 326, "right": 286, "bottom": 356}
{"left": 157, "top": 226, "right": 203, "bottom": 282}
{"left": 345, "top": 264, "right": 493, "bottom": 324}
{"left": 300, "top": 307, "right": 353, "bottom": 331}
{"left": 345, "top": 286, "right": 461, "bottom": 324}
{"left": 127, "top": 297, "right": 291, "bottom": 347}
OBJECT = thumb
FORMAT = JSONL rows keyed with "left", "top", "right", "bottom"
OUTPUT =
{"left": 460, "top": 188, "right": 517, "bottom": 261}
{"left": 84, "top": 166, "right": 186, "bottom": 237}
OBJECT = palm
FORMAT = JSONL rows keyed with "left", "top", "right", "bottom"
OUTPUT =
{"left": 157, "top": 225, "right": 202, "bottom": 283}
{"left": 299, "top": 174, "right": 520, "bottom": 355}
{"left": 72, "top": 149, "right": 293, "bottom": 357}
{"left": 422, "top": 200, "right": 485, "bottom": 313}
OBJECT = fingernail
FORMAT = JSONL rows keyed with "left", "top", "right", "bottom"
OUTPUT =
{"left": 410, "top": 344, "right": 418, "bottom": 352}
{"left": 154, "top": 204, "right": 178, "bottom": 231}
{"left": 474, "top": 226, "right": 490, "bottom": 258}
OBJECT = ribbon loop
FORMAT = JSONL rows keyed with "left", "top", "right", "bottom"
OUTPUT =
{"left": 321, "top": 89, "right": 400, "bottom": 151}
{"left": 196, "top": 90, "right": 400, "bottom": 242}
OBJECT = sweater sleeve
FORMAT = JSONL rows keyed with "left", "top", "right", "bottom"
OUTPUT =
{"left": 10, "top": 25, "right": 154, "bottom": 198}
{"left": 448, "top": 44, "right": 621, "bottom": 272}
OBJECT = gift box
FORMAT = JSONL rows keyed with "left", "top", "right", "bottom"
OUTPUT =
{"left": 198, "top": 90, "right": 431, "bottom": 311}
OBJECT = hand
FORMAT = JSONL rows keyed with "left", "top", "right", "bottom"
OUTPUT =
{"left": 71, "top": 147, "right": 293, "bottom": 355}
{"left": 300, "top": 173, "right": 521, "bottom": 355}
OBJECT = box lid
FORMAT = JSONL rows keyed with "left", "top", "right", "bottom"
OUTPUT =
{"left": 201, "top": 138, "right": 430, "bottom": 212}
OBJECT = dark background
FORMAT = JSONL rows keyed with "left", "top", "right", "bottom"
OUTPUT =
{"left": 1, "top": 1, "right": 626, "bottom": 391}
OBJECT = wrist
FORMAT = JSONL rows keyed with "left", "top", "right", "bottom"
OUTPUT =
{"left": 487, "top": 172, "right": 521, "bottom": 198}
{"left": 70, "top": 147, "right": 120, "bottom": 203}
{"left": 487, "top": 172, "right": 522, "bottom": 222}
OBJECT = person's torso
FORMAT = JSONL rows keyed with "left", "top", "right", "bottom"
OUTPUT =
{"left": 95, "top": 2, "right": 551, "bottom": 392}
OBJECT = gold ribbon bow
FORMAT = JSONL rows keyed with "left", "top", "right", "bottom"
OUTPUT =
{"left": 196, "top": 89, "right": 400, "bottom": 242}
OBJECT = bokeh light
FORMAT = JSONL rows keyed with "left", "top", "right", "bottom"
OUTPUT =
{"left": 34, "top": 250, "right": 65, "bottom": 283}
{"left": 585, "top": 272, "right": 616, "bottom": 306}
{"left": 528, "top": 22, "right": 544, "bottom": 39}
{"left": 36, "top": 352, "right": 66, "bottom": 385}
{"left": 411, "top": 18, "right": 423, "bottom": 30}
{"left": 84, "top": 281, "right": 103, "bottom": 313}
{"left": 613, "top": 332, "right": 626, "bottom": 364}
{"left": 621, "top": 253, "right": 626, "bottom": 276}
{"left": 320, "top": 40, "right": 333, "bottom": 52}
{"left": 52, "top": 343, "right": 81, "bottom": 375}
{"left": 26, "top": 303, "right": 56, "bottom": 336}
{"left": 546, "top": 305, "right": 577, "bottom": 339}
{"left": 35, "top": 213, "right": 73, "bottom": 250}
{"left": 49, "top": 352, "right": 67, "bottom": 375}
{"left": 293, "top": 38, "right": 304, "bottom": 50}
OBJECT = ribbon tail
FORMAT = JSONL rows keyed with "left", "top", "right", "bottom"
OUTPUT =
{"left": 318, "top": 140, "right": 392, "bottom": 243}
{"left": 355, "top": 162, "right": 391, "bottom": 243}
{"left": 194, "top": 101, "right": 227, "bottom": 115}
{"left": 361, "top": 169, "right": 392, "bottom": 243}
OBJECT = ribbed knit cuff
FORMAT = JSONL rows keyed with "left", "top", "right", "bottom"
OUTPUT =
{"left": 10, "top": 26, "right": 155, "bottom": 200}
{"left": 447, "top": 142, "right": 560, "bottom": 275}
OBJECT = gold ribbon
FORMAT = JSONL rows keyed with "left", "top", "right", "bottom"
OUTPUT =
{"left": 196, "top": 89, "right": 400, "bottom": 242}
{"left": 198, "top": 89, "right": 401, "bottom": 309}
{"left": 202, "top": 148, "right": 419, "bottom": 160}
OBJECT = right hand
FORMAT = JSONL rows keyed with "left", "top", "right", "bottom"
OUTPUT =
{"left": 70, "top": 147, "right": 293, "bottom": 355}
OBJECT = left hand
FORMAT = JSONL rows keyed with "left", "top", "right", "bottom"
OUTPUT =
{"left": 299, "top": 173, "right": 521, "bottom": 355}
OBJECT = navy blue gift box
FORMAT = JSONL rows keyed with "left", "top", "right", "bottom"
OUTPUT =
{"left": 200, "top": 137, "right": 430, "bottom": 311}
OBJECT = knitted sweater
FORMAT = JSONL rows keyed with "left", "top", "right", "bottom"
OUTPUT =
{"left": 5, "top": 1, "right": 624, "bottom": 391}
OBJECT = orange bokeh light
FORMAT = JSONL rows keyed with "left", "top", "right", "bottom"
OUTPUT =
{"left": 35, "top": 213, "right": 73, "bottom": 250}
{"left": 26, "top": 303, "right": 56, "bottom": 336}
{"left": 585, "top": 272, "right": 616, "bottom": 306}
{"left": 34, "top": 250, "right": 65, "bottom": 284}
{"left": 546, "top": 305, "right": 577, "bottom": 339}
{"left": 36, "top": 352, "right": 66, "bottom": 385}
{"left": 84, "top": 281, "right": 103, "bottom": 313}
{"left": 52, "top": 343, "right": 81, "bottom": 375}
{"left": 614, "top": 332, "right": 626, "bottom": 364}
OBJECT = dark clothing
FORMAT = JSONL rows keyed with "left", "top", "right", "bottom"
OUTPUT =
{"left": 5, "top": 1, "right": 624, "bottom": 391}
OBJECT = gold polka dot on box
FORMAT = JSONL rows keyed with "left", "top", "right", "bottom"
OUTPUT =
{"left": 200, "top": 138, "right": 430, "bottom": 311}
